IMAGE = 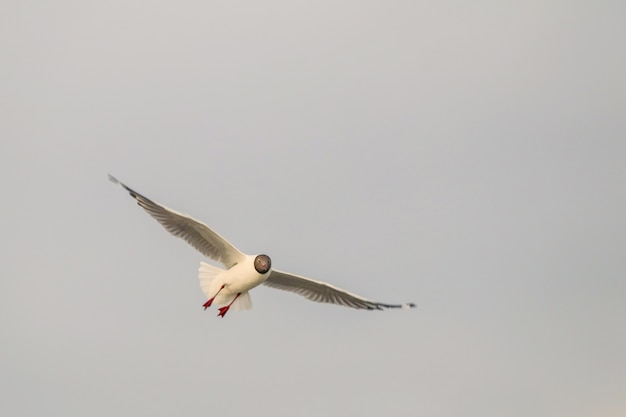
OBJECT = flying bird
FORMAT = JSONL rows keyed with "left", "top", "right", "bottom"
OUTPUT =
{"left": 109, "top": 175, "right": 415, "bottom": 317}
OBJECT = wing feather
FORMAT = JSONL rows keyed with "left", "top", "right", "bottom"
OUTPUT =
{"left": 265, "top": 269, "right": 416, "bottom": 310}
{"left": 109, "top": 175, "right": 245, "bottom": 268}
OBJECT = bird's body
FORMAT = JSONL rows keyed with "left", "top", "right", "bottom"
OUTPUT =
{"left": 109, "top": 175, "right": 415, "bottom": 317}
{"left": 198, "top": 256, "right": 269, "bottom": 312}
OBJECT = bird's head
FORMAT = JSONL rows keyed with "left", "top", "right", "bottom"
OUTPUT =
{"left": 254, "top": 254, "right": 272, "bottom": 274}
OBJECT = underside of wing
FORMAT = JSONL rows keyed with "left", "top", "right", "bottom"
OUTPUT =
{"left": 264, "top": 269, "right": 416, "bottom": 310}
{"left": 109, "top": 175, "right": 245, "bottom": 268}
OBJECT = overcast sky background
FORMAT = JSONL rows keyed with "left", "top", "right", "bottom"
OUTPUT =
{"left": 2, "top": 1, "right": 625, "bottom": 416}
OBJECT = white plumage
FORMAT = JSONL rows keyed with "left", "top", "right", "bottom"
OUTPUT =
{"left": 109, "top": 175, "right": 415, "bottom": 317}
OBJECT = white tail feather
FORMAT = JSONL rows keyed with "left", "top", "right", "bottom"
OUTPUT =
{"left": 198, "top": 262, "right": 224, "bottom": 297}
{"left": 230, "top": 292, "right": 252, "bottom": 311}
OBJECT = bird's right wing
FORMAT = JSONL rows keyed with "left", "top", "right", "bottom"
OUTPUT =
{"left": 109, "top": 175, "right": 245, "bottom": 268}
{"left": 264, "top": 269, "right": 416, "bottom": 310}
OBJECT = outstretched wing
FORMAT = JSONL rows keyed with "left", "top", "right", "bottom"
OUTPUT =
{"left": 264, "top": 269, "right": 416, "bottom": 310}
{"left": 109, "top": 175, "right": 245, "bottom": 268}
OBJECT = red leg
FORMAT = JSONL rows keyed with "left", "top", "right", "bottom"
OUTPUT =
{"left": 203, "top": 284, "right": 225, "bottom": 310}
{"left": 217, "top": 293, "right": 241, "bottom": 318}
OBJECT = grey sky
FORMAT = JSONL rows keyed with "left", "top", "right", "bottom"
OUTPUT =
{"left": 1, "top": 1, "right": 625, "bottom": 416}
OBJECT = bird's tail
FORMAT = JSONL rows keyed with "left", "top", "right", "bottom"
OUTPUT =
{"left": 198, "top": 261, "right": 224, "bottom": 297}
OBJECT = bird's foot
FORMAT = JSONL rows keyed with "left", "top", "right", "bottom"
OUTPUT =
{"left": 216, "top": 292, "right": 240, "bottom": 318}
{"left": 202, "top": 285, "right": 226, "bottom": 310}
{"left": 217, "top": 306, "right": 230, "bottom": 318}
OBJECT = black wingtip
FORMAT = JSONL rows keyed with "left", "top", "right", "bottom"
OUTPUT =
{"left": 379, "top": 302, "right": 416, "bottom": 310}
{"left": 108, "top": 174, "right": 138, "bottom": 197}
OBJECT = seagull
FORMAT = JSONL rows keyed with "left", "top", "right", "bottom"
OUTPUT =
{"left": 109, "top": 175, "right": 416, "bottom": 317}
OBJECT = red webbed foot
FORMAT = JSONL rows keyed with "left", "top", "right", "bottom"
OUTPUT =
{"left": 202, "top": 285, "right": 226, "bottom": 310}
{"left": 216, "top": 293, "right": 240, "bottom": 318}
{"left": 217, "top": 306, "right": 230, "bottom": 318}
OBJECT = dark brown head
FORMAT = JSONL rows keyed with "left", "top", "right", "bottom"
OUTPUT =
{"left": 254, "top": 254, "right": 272, "bottom": 274}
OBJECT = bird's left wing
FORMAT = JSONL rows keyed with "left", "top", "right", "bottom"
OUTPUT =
{"left": 109, "top": 175, "right": 245, "bottom": 268}
{"left": 264, "top": 269, "right": 416, "bottom": 310}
